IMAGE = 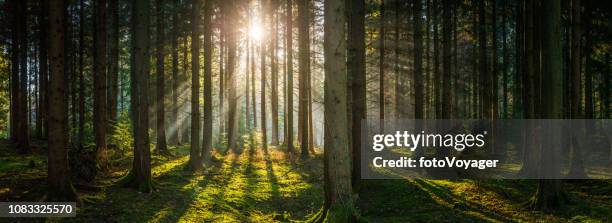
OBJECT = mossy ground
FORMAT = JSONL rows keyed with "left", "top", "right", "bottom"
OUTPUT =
{"left": 0, "top": 139, "right": 611, "bottom": 222}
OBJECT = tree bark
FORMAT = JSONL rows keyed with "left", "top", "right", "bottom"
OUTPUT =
{"left": 379, "top": 0, "right": 385, "bottom": 123}
{"left": 533, "top": 0, "right": 564, "bottom": 211}
{"left": 271, "top": 4, "right": 280, "bottom": 146}
{"left": 108, "top": 0, "right": 119, "bottom": 130}
{"left": 93, "top": 0, "right": 108, "bottom": 169}
{"left": 189, "top": 0, "right": 201, "bottom": 170}
{"left": 171, "top": 0, "right": 180, "bottom": 145}
{"left": 202, "top": 0, "right": 213, "bottom": 165}
{"left": 37, "top": 0, "right": 49, "bottom": 139}
{"left": 298, "top": 0, "right": 309, "bottom": 158}
{"left": 155, "top": 0, "right": 168, "bottom": 155}
{"left": 285, "top": 0, "right": 294, "bottom": 153}
{"left": 323, "top": 0, "right": 353, "bottom": 220}
{"left": 47, "top": 0, "right": 79, "bottom": 202}
{"left": 414, "top": 0, "right": 423, "bottom": 119}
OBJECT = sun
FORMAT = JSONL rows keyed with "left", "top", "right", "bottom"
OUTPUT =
{"left": 249, "top": 22, "right": 264, "bottom": 41}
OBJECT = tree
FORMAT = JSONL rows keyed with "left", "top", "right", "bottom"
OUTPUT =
{"left": 189, "top": 0, "right": 201, "bottom": 170}
{"left": 532, "top": 0, "right": 564, "bottom": 211}
{"left": 37, "top": 0, "right": 49, "bottom": 139}
{"left": 322, "top": 0, "right": 353, "bottom": 220}
{"left": 46, "top": 0, "right": 79, "bottom": 202}
{"left": 78, "top": 0, "right": 86, "bottom": 147}
{"left": 170, "top": 0, "right": 180, "bottom": 145}
{"left": 298, "top": 0, "right": 309, "bottom": 159}
{"left": 414, "top": 0, "right": 424, "bottom": 119}
{"left": 9, "top": 0, "right": 30, "bottom": 153}
{"left": 108, "top": 0, "right": 119, "bottom": 130}
{"left": 285, "top": 0, "right": 294, "bottom": 153}
{"left": 379, "top": 0, "right": 385, "bottom": 123}
{"left": 226, "top": 0, "right": 239, "bottom": 151}
{"left": 271, "top": 2, "right": 280, "bottom": 146}
{"left": 155, "top": 0, "right": 168, "bottom": 155}
{"left": 93, "top": 0, "right": 108, "bottom": 169}
{"left": 348, "top": 0, "right": 365, "bottom": 188}
{"left": 119, "top": 0, "right": 153, "bottom": 192}
{"left": 261, "top": 0, "right": 269, "bottom": 150}
{"left": 201, "top": 0, "right": 213, "bottom": 165}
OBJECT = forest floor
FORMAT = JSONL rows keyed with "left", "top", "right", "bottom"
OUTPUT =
{"left": 1, "top": 138, "right": 611, "bottom": 222}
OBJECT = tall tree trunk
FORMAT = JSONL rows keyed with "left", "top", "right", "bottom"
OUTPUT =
{"left": 533, "top": 0, "right": 564, "bottom": 211}
{"left": 78, "top": 0, "right": 85, "bottom": 148}
{"left": 226, "top": 0, "right": 238, "bottom": 152}
{"left": 348, "top": 0, "right": 365, "bottom": 188}
{"left": 479, "top": 0, "right": 490, "bottom": 119}
{"left": 246, "top": 34, "right": 251, "bottom": 130}
{"left": 433, "top": 0, "right": 441, "bottom": 119}
{"left": 379, "top": 0, "right": 385, "bottom": 123}
{"left": 94, "top": 0, "right": 108, "bottom": 169}
{"left": 567, "top": 0, "right": 587, "bottom": 178}
{"left": 201, "top": 0, "right": 213, "bottom": 165}
{"left": 261, "top": 0, "right": 269, "bottom": 150}
{"left": 491, "top": 0, "right": 498, "bottom": 120}
{"left": 298, "top": 0, "right": 309, "bottom": 158}
{"left": 189, "top": 0, "right": 201, "bottom": 170}
{"left": 322, "top": 0, "right": 353, "bottom": 220}
{"left": 121, "top": 0, "right": 153, "bottom": 192}
{"left": 47, "top": 0, "right": 79, "bottom": 201}
{"left": 155, "top": 0, "right": 168, "bottom": 155}
{"left": 414, "top": 0, "right": 423, "bottom": 119}
{"left": 251, "top": 27, "right": 257, "bottom": 129}
{"left": 394, "top": 0, "right": 401, "bottom": 118}
{"left": 38, "top": 0, "right": 49, "bottom": 139}
{"left": 271, "top": 5, "right": 280, "bottom": 146}
{"left": 285, "top": 0, "right": 294, "bottom": 153}
{"left": 171, "top": 0, "right": 180, "bottom": 145}
{"left": 502, "top": 0, "right": 509, "bottom": 118}
{"left": 108, "top": 0, "right": 119, "bottom": 130}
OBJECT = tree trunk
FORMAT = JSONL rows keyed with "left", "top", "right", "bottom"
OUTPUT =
{"left": 348, "top": 0, "right": 365, "bottom": 188}
{"left": 379, "top": 0, "right": 385, "bottom": 123}
{"left": 479, "top": 0, "right": 490, "bottom": 119}
{"left": 47, "top": 0, "right": 79, "bottom": 201}
{"left": 171, "top": 0, "right": 180, "bottom": 145}
{"left": 298, "top": 0, "right": 309, "bottom": 158}
{"left": 189, "top": 0, "right": 201, "bottom": 170}
{"left": 37, "top": 0, "right": 49, "bottom": 139}
{"left": 567, "top": 0, "right": 587, "bottom": 179}
{"left": 414, "top": 0, "right": 423, "bottom": 119}
{"left": 94, "top": 0, "right": 108, "bottom": 169}
{"left": 533, "top": 0, "right": 564, "bottom": 211}
{"left": 271, "top": 5, "right": 280, "bottom": 146}
{"left": 226, "top": 0, "right": 238, "bottom": 152}
{"left": 108, "top": 0, "right": 119, "bottom": 130}
{"left": 78, "top": 0, "right": 85, "bottom": 148}
{"left": 155, "top": 0, "right": 168, "bottom": 155}
{"left": 261, "top": 0, "right": 269, "bottom": 150}
{"left": 202, "top": 0, "right": 213, "bottom": 165}
{"left": 323, "top": 0, "right": 353, "bottom": 220}
{"left": 285, "top": 0, "right": 294, "bottom": 153}
{"left": 121, "top": 0, "right": 153, "bottom": 192}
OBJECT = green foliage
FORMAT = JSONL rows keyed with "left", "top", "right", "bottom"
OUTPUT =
{"left": 108, "top": 110, "right": 134, "bottom": 152}
{"left": 0, "top": 48, "right": 9, "bottom": 139}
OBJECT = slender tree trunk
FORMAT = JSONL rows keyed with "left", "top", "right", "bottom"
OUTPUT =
{"left": 348, "top": 0, "right": 365, "bottom": 188}
{"left": 251, "top": 27, "right": 257, "bottom": 129}
{"left": 261, "top": 0, "right": 269, "bottom": 150}
{"left": 298, "top": 0, "right": 309, "bottom": 158}
{"left": 171, "top": 0, "right": 180, "bottom": 145}
{"left": 414, "top": 0, "right": 423, "bottom": 119}
{"left": 94, "top": 0, "right": 108, "bottom": 169}
{"left": 155, "top": 0, "right": 168, "bottom": 155}
{"left": 379, "top": 0, "right": 385, "bottom": 123}
{"left": 394, "top": 0, "right": 401, "bottom": 119}
{"left": 78, "top": 0, "right": 85, "bottom": 148}
{"left": 433, "top": 0, "right": 441, "bottom": 119}
{"left": 285, "top": 0, "right": 294, "bottom": 153}
{"left": 502, "top": 0, "right": 509, "bottom": 118}
{"left": 567, "top": 0, "right": 587, "bottom": 178}
{"left": 201, "top": 0, "right": 213, "bottom": 165}
{"left": 226, "top": 0, "right": 238, "bottom": 152}
{"left": 38, "top": 0, "right": 49, "bottom": 139}
{"left": 246, "top": 35, "right": 251, "bottom": 130}
{"left": 491, "top": 0, "right": 498, "bottom": 120}
{"left": 108, "top": 0, "right": 119, "bottom": 130}
{"left": 189, "top": 0, "right": 201, "bottom": 170}
{"left": 479, "top": 0, "right": 490, "bottom": 119}
{"left": 47, "top": 0, "right": 79, "bottom": 201}
{"left": 271, "top": 5, "right": 280, "bottom": 146}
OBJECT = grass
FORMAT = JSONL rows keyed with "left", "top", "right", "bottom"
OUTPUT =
{"left": 0, "top": 138, "right": 611, "bottom": 222}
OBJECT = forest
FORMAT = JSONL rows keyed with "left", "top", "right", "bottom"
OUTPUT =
{"left": 0, "top": 0, "right": 611, "bottom": 222}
